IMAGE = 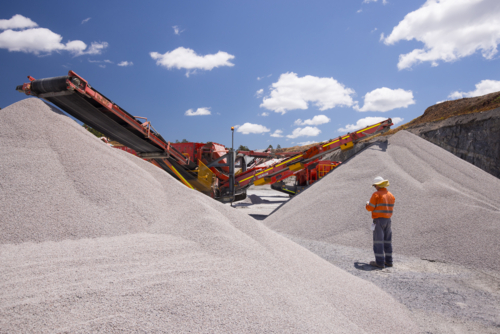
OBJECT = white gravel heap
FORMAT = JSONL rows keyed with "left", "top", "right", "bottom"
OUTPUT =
{"left": 266, "top": 130, "right": 500, "bottom": 272}
{"left": 0, "top": 98, "right": 417, "bottom": 333}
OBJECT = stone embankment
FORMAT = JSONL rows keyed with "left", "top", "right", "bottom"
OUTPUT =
{"left": 406, "top": 107, "right": 500, "bottom": 178}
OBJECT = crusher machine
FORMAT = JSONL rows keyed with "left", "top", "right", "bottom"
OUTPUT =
{"left": 17, "top": 71, "right": 394, "bottom": 202}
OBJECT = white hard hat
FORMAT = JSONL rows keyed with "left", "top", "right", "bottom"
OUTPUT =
{"left": 372, "top": 176, "right": 389, "bottom": 187}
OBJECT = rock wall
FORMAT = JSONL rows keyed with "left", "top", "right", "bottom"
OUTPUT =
{"left": 323, "top": 108, "right": 500, "bottom": 179}
{"left": 406, "top": 107, "right": 500, "bottom": 178}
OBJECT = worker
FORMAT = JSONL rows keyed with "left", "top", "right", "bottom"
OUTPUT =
{"left": 365, "top": 176, "right": 395, "bottom": 269}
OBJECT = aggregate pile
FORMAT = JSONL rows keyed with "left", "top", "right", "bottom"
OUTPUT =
{"left": 265, "top": 130, "right": 500, "bottom": 272}
{"left": 0, "top": 99, "right": 417, "bottom": 333}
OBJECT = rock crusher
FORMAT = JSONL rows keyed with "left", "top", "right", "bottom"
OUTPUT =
{"left": 17, "top": 71, "right": 393, "bottom": 202}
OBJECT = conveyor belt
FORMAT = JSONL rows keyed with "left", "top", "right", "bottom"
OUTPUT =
{"left": 21, "top": 74, "right": 206, "bottom": 189}
{"left": 29, "top": 76, "right": 164, "bottom": 154}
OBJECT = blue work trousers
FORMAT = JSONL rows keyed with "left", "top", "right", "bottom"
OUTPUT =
{"left": 373, "top": 218, "right": 392, "bottom": 266}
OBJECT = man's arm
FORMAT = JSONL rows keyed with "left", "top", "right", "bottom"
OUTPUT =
{"left": 366, "top": 193, "right": 377, "bottom": 212}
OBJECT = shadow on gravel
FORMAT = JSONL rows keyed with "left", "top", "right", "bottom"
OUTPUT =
{"left": 249, "top": 214, "right": 268, "bottom": 221}
{"left": 354, "top": 261, "right": 382, "bottom": 271}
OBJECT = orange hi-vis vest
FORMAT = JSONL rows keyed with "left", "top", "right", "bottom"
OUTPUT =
{"left": 366, "top": 188, "right": 395, "bottom": 219}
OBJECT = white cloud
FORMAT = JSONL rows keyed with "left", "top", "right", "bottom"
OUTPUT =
{"left": 270, "top": 129, "right": 284, "bottom": 138}
{"left": 260, "top": 72, "right": 356, "bottom": 114}
{"left": 150, "top": 47, "right": 235, "bottom": 77}
{"left": 294, "top": 115, "right": 331, "bottom": 126}
{"left": 363, "top": 0, "right": 377, "bottom": 3}
{"left": 383, "top": 0, "right": 500, "bottom": 70}
{"left": 81, "top": 17, "right": 91, "bottom": 24}
{"left": 0, "top": 15, "right": 37, "bottom": 30}
{"left": 173, "top": 25, "right": 185, "bottom": 35}
{"left": 83, "top": 42, "right": 108, "bottom": 55}
{"left": 99, "top": 64, "right": 105, "bottom": 68}
{"left": 259, "top": 112, "right": 269, "bottom": 117}
{"left": 354, "top": 87, "right": 415, "bottom": 112}
{"left": 257, "top": 74, "right": 272, "bottom": 80}
{"left": 118, "top": 61, "right": 133, "bottom": 67}
{"left": 357, "top": 9, "right": 363, "bottom": 13}
{"left": 104, "top": 59, "right": 113, "bottom": 63}
{"left": 236, "top": 123, "right": 270, "bottom": 135}
{"left": 371, "top": 28, "right": 378, "bottom": 33}
{"left": 338, "top": 116, "right": 404, "bottom": 133}
{"left": 0, "top": 27, "right": 108, "bottom": 56}
{"left": 448, "top": 79, "right": 500, "bottom": 99}
{"left": 297, "top": 140, "right": 317, "bottom": 146}
{"left": 255, "top": 88, "right": 264, "bottom": 98}
{"left": 185, "top": 107, "right": 212, "bottom": 116}
{"left": 286, "top": 126, "right": 321, "bottom": 139}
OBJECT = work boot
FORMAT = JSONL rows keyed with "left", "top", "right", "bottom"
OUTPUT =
{"left": 369, "top": 261, "right": 385, "bottom": 269}
{"left": 385, "top": 262, "right": 393, "bottom": 267}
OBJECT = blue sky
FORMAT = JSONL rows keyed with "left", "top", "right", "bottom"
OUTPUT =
{"left": 1, "top": 0, "right": 499, "bottom": 149}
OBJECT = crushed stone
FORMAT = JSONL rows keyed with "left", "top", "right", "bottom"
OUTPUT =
{"left": 265, "top": 130, "right": 500, "bottom": 272}
{"left": 0, "top": 98, "right": 418, "bottom": 333}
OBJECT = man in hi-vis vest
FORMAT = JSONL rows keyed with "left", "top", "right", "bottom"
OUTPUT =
{"left": 366, "top": 176, "right": 395, "bottom": 269}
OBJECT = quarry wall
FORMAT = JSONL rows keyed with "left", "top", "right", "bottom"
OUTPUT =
{"left": 326, "top": 108, "right": 500, "bottom": 179}
{"left": 406, "top": 107, "right": 500, "bottom": 179}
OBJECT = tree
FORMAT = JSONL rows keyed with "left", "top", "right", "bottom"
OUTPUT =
{"left": 175, "top": 140, "right": 180, "bottom": 143}
{"left": 181, "top": 139, "right": 188, "bottom": 143}
{"left": 237, "top": 145, "right": 249, "bottom": 151}
{"left": 83, "top": 124, "right": 104, "bottom": 138}
{"left": 268, "top": 144, "right": 273, "bottom": 149}
{"left": 277, "top": 144, "right": 281, "bottom": 149}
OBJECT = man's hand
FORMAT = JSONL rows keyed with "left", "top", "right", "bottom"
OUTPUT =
{"left": 366, "top": 201, "right": 370, "bottom": 205}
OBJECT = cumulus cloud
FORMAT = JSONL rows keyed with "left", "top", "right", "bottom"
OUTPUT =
{"left": 84, "top": 42, "right": 108, "bottom": 55}
{"left": 294, "top": 115, "right": 331, "bottom": 126}
{"left": 150, "top": 47, "right": 235, "bottom": 77}
{"left": 0, "top": 14, "right": 37, "bottom": 30}
{"left": 81, "top": 17, "right": 91, "bottom": 24}
{"left": 173, "top": 26, "right": 185, "bottom": 35}
{"left": 286, "top": 126, "right": 321, "bottom": 139}
{"left": 104, "top": 59, "right": 113, "bottom": 63}
{"left": 270, "top": 129, "right": 284, "bottom": 138}
{"left": 448, "top": 79, "right": 500, "bottom": 99}
{"left": 355, "top": 87, "right": 415, "bottom": 112}
{"left": 338, "top": 116, "right": 404, "bottom": 133}
{"left": 260, "top": 72, "right": 356, "bottom": 114}
{"left": 0, "top": 28, "right": 107, "bottom": 56}
{"left": 185, "top": 107, "right": 211, "bottom": 116}
{"left": 259, "top": 112, "right": 269, "bottom": 117}
{"left": 382, "top": 0, "right": 500, "bottom": 70}
{"left": 255, "top": 88, "right": 264, "bottom": 98}
{"left": 118, "top": 61, "right": 133, "bottom": 67}
{"left": 0, "top": 15, "right": 108, "bottom": 56}
{"left": 236, "top": 123, "right": 270, "bottom": 135}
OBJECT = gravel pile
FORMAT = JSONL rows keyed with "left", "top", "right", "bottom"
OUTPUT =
{"left": 0, "top": 98, "right": 417, "bottom": 333}
{"left": 265, "top": 130, "right": 500, "bottom": 272}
